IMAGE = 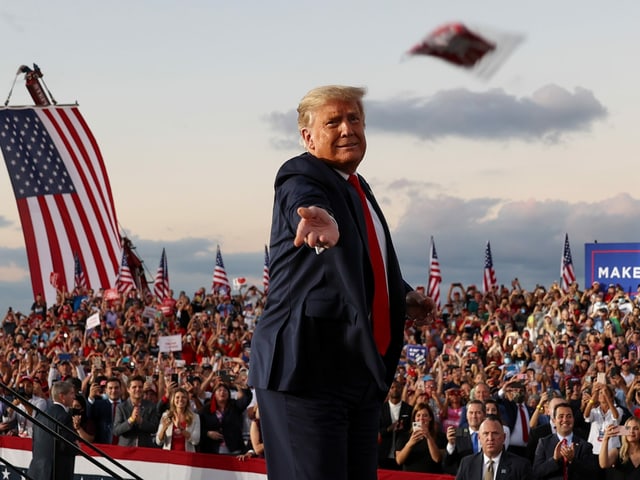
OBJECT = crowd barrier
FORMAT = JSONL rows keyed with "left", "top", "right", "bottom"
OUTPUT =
{"left": 0, "top": 436, "right": 455, "bottom": 480}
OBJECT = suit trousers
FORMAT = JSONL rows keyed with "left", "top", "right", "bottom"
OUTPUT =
{"left": 256, "top": 376, "right": 382, "bottom": 480}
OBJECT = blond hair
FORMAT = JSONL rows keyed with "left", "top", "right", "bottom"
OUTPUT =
{"left": 619, "top": 417, "right": 640, "bottom": 464}
{"left": 297, "top": 85, "right": 366, "bottom": 131}
{"left": 170, "top": 387, "right": 195, "bottom": 426}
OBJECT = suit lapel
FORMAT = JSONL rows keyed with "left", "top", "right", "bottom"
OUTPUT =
{"left": 496, "top": 455, "right": 511, "bottom": 480}
{"left": 358, "top": 177, "right": 390, "bottom": 236}
{"left": 472, "top": 454, "right": 485, "bottom": 480}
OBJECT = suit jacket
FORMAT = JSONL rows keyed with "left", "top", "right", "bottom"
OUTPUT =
{"left": 456, "top": 451, "right": 532, "bottom": 480}
{"left": 526, "top": 422, "right": 590, "bottom": 462}
{"left": 248, "top": 153, "right": 411, "bottom": 394}
{"left": 443, "top": 426, "right": 475, "bottom": 475}
{"left": 113, "top": 398, "right": 160, "bottom": 448}
{"left": 378, "top": 400, "right": 413, "bottom": 463}
{"left": 27, "top": 403, "right": 77, "bottom": 480}
{"left": 88, "top": 397, "right": 119, "bottom": 444}
{"left": 155, "top": 410, "right": 201, "bottom": 452}
{"left": 496, "top": 397, "right": 532, "bottom": 434}
{"left": 199, "top": 391, "right": 252, "bottom": 454}
{"left": 527, "top": 423, "right": 552, "bottom": 463}
{"left": 533, "top": 433, "right": 597, "bottom": 480}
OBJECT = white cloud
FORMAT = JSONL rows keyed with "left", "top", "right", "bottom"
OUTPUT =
{"left": 266, "top": 84, "right": 608, "bottom": 147}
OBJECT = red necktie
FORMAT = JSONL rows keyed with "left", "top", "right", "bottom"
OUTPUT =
{"left": 112, "top": 401, "right": 119, "bottom": 445}
{"left": 348, "top": 174, "right": 390, "bottom": 354}
{"left": 519, "top": 404, "right": 529, "bottom": 442}
{"left": 560, "top": 438, "right": 568, "bottom": 480}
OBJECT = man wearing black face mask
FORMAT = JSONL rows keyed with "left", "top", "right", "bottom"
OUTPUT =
{"left": 496, "top": 376, "right": 532, "bottom": 458}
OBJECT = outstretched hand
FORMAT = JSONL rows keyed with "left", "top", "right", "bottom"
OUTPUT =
{"left": 405, "top": 291, "right": 436, "bottom": 327}
{"left": 294, "top": 206, "right": 340, "bottom": 250}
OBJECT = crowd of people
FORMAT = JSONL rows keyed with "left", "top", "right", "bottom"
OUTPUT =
{"left": 0, "top": 285, "right": 262, "bottom": 460}
{"left": 1, "top": 278, "right": 640, "bottom": 478}
{"left": 380, "top": 279, "right": 640, "bottom": 479}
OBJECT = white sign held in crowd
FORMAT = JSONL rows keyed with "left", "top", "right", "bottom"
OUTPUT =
{"left": 85, "top": 312, "right": 100, "bottom": 332}
{"left": 158, "top": 334, "right": 182, "bottom": 353}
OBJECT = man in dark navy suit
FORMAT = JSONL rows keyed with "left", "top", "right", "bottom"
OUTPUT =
{"left": 27, "top": 380, "right": 78, "bottom": 480}
{"left": 378, "top": 380, "right": 413, "bottom": 470}
{"left": 249, "top": 85, "right": 433, "bottom": 480}
{"left": 443, "top": 399, "right": 486, "bottom": 475}
{"left": 456, "top": 415, "right": 532, "bottom": 480}
{"left": 87, "top": 376, "right": 123, "bottom": 444}
{"left": 533, "top": 402, "right": 597, "bottom": 480}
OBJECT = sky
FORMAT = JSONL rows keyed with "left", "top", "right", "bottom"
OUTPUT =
{"left": 0, "top": 1, "right": 639, "bottom": 312}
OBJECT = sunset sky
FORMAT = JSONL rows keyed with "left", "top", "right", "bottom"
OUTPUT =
{"left": 1, "top": 1, "right": 638, "bottom": 311}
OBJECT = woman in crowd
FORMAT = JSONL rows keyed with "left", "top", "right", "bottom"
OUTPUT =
{"left": 584, "top": 382, "right": 623, "bottom": 458}
{"left": 199, "top": 381, "right": 252, "bottom": 454}
{"left": 237, "top": 404, "right": 264, "bottom": 461}
{"left": 529, "top": 390, "right": 555, "bottom": 429}
{"left": 394, "top": 402, "right": 445, "bottom": 473}
{"left": 626, "top": 381, "right": 640, "bottom": 418}
{"left": 155, "top": 387, "right": 201, "bottom": 451}
{"left": 71, "top": 393, "right": 95, "bottom": 442}
{"left": 440, "top": 388, "right": 463, "bottom": 431}
{"left": 599, "top": 417, "right": 640, "bottom": 479}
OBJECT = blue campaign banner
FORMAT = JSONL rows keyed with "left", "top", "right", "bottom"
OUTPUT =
{"left": 405, "top": 344, "right": 427, "bottom": 365}
{"left": 585, "top": 242, "right": 640, "bottom": 296}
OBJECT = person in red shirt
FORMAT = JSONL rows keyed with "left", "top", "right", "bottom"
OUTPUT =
{"left": 224, "top": 331, "right": 243, "bottom": 358}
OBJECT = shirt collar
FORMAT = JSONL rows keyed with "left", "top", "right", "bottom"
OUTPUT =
{"left": 483, "top": 451, "right": 503, "bottom": 464}
{"left": 557, "top": 432, "right": 574, "bottom": 445}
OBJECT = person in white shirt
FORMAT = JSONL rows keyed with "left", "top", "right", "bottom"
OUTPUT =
{"left": 456, "top": 416, "right": 532, "bottom": 480}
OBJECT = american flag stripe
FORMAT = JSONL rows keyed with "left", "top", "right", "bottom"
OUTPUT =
{"left": 154, "top": 248, "right": 170, "bottom": 301}
{"left": 561, "top": 233, "right": 576, "bottom": 292}
{"left": 427, "top": 236, "right": 441, "bottom": 307}
{"left": 42, "top": 108, "right": 120, "bottom": 272}
{"left": 483, "top": 241, "right": 497, "bottom": 293}
{"left": 0, "top": 106, "right": 121, "bottom": 304}
{"left": 263, "top": 244, "right": 270, "bottom": 294}
{"left": 116, "top": 250, "right": 135, "bottom": 294}
{"left": 48, "top": 108, "right": 120, "bottom": 284}
{"left": 211, "top": 245, "right": 230, "bottom": 294}
{"left": 74, "top": 252, "right": 86, "bottom": 290}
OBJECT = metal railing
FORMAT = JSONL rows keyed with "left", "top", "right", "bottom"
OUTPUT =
{"left": 0, "top": 381, "right": 143, "bottom": 480}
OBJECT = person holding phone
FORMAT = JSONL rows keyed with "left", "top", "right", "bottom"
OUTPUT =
{"left": 599, "top": 417, "right": 640, "bottom": 479}
{"left": 378, "top": 381, "right": 412, "bottom": 470}
{"left": 87, "top": 376, "right": 123, "bottom": 444}
{"left": 583, "top": 382, "right": 622, "bottom": 461}
{"left": 199, "top": 381, "right": 252, "bottom": 454}
{"left": 155, "top": 387, "right": 200, "bottom": 451}
{"left": 394, "top": 403, "right": 444, "bottom": 473}
{"left": 443, "top": 400, "right": 486, "bottom": 475}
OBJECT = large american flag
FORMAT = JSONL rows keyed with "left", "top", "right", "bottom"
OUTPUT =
{"left": 211, "top": 245, "right": 230, "bottom": 295}
{"left": 263, "top": 244, "right": 270, "bottom": 294}
{"left": 483, "top": 241, "right": 497, "bottom": 293}
{"left": 561, "top": 233, "right": 576, "bottom": 292}
{"left": 116, "top": 249, "right": 135, "bottom": 294}
{"left": 0, "top": 107, "right": 121, "bottom": 305}
{"left": 73, "top": 251, "right": 88, "bottom": 291}
{"left": 153, "top": 248, "right": 170, "bottom": 301}
{"left": 427, "top": 236, "right": 442, "bottom": 307}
